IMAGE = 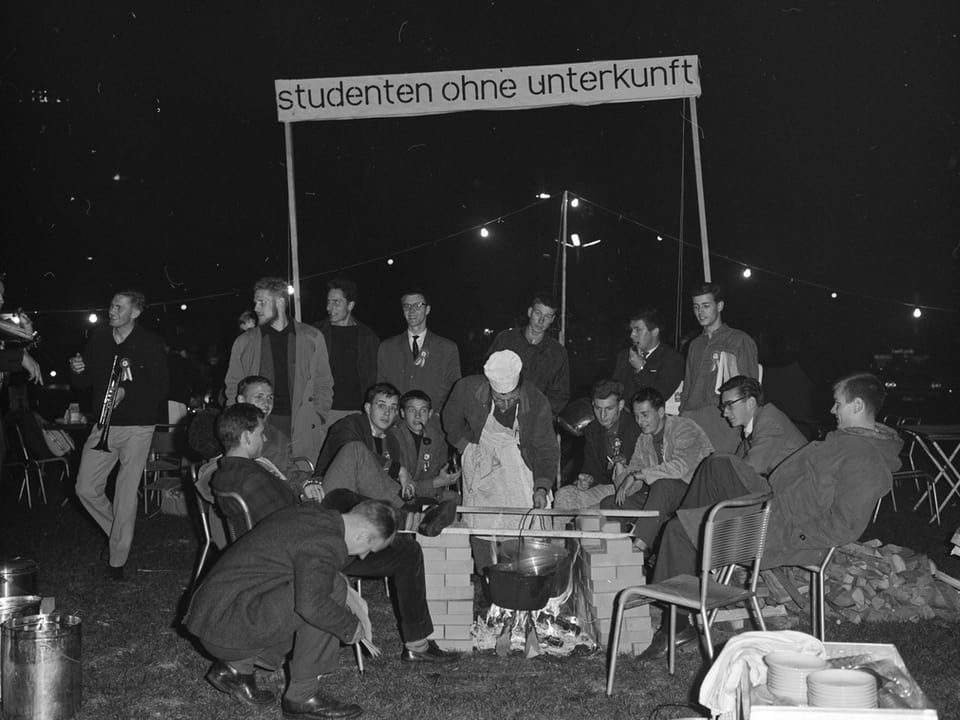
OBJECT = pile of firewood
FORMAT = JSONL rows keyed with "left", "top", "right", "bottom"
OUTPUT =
{"left": 757, "top": 540, "right": 960, "bottom": 626}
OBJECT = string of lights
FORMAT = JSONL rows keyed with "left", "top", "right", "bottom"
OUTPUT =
{"left": 23, "top": 193, "right": 955, "bottom": 318}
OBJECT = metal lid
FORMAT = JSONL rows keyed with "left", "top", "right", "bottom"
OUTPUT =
{"left": 0, "top": 557, "right": 38, "bottom": 576}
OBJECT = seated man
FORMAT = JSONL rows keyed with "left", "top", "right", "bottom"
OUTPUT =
{"left": 554, "top": 378, "right": 640, "bottom": 513}
{"left": 389, "top": 390, "right": 461, "bottom": 501}
{"left": 184, "top": 500, "right": 394, "bottom": 719}
{"left": 314, "top": 382, "right": 406, "bottom": 486}
{"left": 599, "top": 387, "right": 713, "bottom": 552}
{"left": 210, "top": 403, "right": 306, "bottom": 531}
{"left": 640, "top": 372, "right": 902, "bottom": 660}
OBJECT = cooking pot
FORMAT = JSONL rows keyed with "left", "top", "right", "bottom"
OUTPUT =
{"left": 0, "top": 558, "right": 38, "bottom": 599}
{"left": 496, "top": 538, "right": 568, "bottom": 576}
{"left": 482, "top": 562, "right": 558, "bottom": 611}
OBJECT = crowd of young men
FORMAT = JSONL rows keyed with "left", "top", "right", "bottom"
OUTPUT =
{"left": 64, "top": 275, "right": 900, "bottom": 717}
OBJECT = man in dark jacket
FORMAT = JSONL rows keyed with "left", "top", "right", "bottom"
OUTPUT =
{"left": 639, "top": 372, "right": 902, "bottom": 661}
{"left": 554, "top": 378, "right": 640, "bottom": 513}
{"left": 185, "top": 500, "right": 395, "bottom": 719}
{"left": 612, "top": 308, "right": 684, "bottom": 405}
{"left": 70, "top": 289, "right": 168, "bottom": 580}
{"left": 316, "top": 277, "right": 379, "bottom": 426}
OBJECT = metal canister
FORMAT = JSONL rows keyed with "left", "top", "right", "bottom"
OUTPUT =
{"left": 0, "top": 558, "right": 38, "bottom": 598}
{"left": 0, "top": 596, "right": 42, "bottom": 703}
{"left": 2, "top": 613, "right": 82, "bottom": 720}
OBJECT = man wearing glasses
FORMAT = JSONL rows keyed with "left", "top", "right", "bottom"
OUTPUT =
{"left": 486, "top": 292, "right": 570, "bottom": 415}
{"left": 377, "top": 290, "right": 461, "bottom": 419}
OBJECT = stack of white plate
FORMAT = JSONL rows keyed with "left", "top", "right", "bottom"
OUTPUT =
{"left": 807, "top": 669, "right": 879, "bottom": 708}
{"left": 763, "top": 651, "right": 828, "bottom": 704}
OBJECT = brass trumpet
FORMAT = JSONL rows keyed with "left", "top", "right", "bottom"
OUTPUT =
{"left": 93, "top": 355, "right": 131, "bottom": 452}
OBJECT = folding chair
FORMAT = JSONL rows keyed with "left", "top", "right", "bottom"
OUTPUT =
{"left": 141, "top": 424, "right": 182, "bottom": 514}
{"left": 188, "top": 463, "right": 215, "bottom": 591}
{"left": 606, "top": 493, "right": 773, "bottom": 691}
{"left": 212, "top": 489, "right": 254, "bottom": 542}
{"left": 12, "top": 424, "right": 69, "bottom": 508}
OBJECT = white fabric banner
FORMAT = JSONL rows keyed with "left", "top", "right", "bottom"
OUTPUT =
{"left": 275, "top": 55, "right": 700, "bottom": 122}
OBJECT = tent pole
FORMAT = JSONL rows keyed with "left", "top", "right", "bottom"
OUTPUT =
{"left": 688, "top": 96, "right": 712, "bottom": 282}
{"left": 284, "top": 122, "right": 303, "bottom": 321}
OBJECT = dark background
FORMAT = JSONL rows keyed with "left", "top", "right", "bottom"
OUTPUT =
{"left": 2, "top": 2, "right": 958, "bottom": 415}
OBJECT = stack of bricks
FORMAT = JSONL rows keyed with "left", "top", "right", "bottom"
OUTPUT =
{"left": 576, "top": 517, "right": 653, "bottom": 655}
{"left": 418, "top": 523, "right": 475, "bottom": 651}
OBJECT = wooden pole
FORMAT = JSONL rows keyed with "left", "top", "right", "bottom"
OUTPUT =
{"left": 559, "top": 191, "right": 568, "bottom": 345}
{"left": 284, "top": 122, "right": 303, "bottom": 321}
{"left": 689, "top": 97, "right": 712, "bottom": 282}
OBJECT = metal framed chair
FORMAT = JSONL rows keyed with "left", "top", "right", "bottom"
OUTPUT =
{"left": 606, "top": 493, "right": 773, "bottom": 691}
{"left": 212, "top": 489, "right": 254, "bottom": 542}
{"left": 141, "top": 424, "right": 182, "bottom": 514}
{"left": 12, "top": 425, "right": 69, "bottom": 508}
{"left": 797, "top": 546, "right": 836, "bottom": 641}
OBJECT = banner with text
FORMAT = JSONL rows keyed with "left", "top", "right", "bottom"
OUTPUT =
{"left": 275, "top": 55, "right": 700, "bottom": 122}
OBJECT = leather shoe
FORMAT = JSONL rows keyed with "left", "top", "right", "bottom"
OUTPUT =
{"left": 281, "top": 691, "right": 362, "bottom": 719}
{"left": 400, "top": 640, "right": 459, "bottom": 665}
{"left": 637, "top": 625, "right": 699, "bottom": 663}
{"left": 206, "top": 661, "right": 275, "bottom": 706}
{"left": 106, "top": 565, "right": 125, "bottom": 581}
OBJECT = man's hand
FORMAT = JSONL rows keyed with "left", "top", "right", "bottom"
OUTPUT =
{"left": 397, "top": 465, "right": 415, "bottom": 501}
{"left": 113, "top": 387, "right": 126, "bottom": 409}
{"left": 575, "top": 473, "right": 595, "bottom": 491}
{"left": 434, "top": 467, "right": 461, "bottom": 488}
{"left": 628, "top": 347, "right": 645, "bottom": 372}
{"left": 615, "top": 473, "right": 640, "bottom": 506}
{"left": 69, "top": 353, "right": 85, "bottom": 374}
{"left": 533, "top": 488, "right": 549, "bottom": 509}
{"left": 21, "top": 351, "right": 42, "bottom": 384}
{"left": 16, "top": 311, "right": 34, "bottom": 335}
{"left": 301, "top": 480, "right": 324, "bottom": 502}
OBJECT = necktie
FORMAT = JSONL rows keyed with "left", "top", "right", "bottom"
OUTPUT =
{"left": 411, "top": 335, "right": 420, "bottom": 359}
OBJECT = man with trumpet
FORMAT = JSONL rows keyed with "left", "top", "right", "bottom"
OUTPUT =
{"left": 71, "top": 290, "right": 168, "bottom": 580}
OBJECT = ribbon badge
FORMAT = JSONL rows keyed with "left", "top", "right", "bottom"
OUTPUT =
{"left": 414, "top": 349, "right": 429, "bottom": 368}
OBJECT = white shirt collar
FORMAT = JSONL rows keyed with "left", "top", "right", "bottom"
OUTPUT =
{"left": 408, "top": 329, "right": 427, "bottom": 350}
{"left": 744, "top": 416, "right": 755, "bottom": 438}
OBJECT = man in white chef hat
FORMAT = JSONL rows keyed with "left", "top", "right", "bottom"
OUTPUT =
{"left": 442, "top": 349, "right": 559, "bottom": 570}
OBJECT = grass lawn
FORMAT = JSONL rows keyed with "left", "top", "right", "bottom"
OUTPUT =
{"left": 1, "top": 476, "right": 958, "bottom": 720}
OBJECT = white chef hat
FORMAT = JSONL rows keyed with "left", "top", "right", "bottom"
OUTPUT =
{"left": 484, "top": 350, "right": 522, "bottom": 393}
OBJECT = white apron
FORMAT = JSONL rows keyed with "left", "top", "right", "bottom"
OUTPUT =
{"left": 462, "top": 404, "right": 534, "bottom": 530}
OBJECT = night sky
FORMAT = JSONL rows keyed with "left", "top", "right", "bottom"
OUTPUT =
{"left": 3, "top": 2, "right": 959, "bottom": 394}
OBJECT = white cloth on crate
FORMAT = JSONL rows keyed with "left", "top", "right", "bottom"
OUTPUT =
{"left": 461, "top": 404, "right": 534, "bottom": 530}
{"left": 698, "top": 630, "right": 825, "bottom": 717}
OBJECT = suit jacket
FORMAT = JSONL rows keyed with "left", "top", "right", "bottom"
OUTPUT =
{"left": 625, "top": 414, "right": 713, "bottom": 485}
{"left": 579, "top": 411, "right": 641, "bottom": 486}
{"left": 389, "top": 420, "right": 448, "bottom": 497}
{"left": 738, "top": 403, "right": 807, "bottom": 477}
{"left": 224, "top": 321, "right": 333, "bottom": 460}
{"left": 442, "top": 375, "right": 558, "bottom": 491}
{"left": 377, "top": 330, "right": 461, "bottom": 413}
{"left": 315, "top": 411, "right": 402, "bottom": 478}
{"left": 612, "top": 343, "right": 685, "bottom": 405}
{"left": 184, "top": 504, "right": 357, "bottom": 650}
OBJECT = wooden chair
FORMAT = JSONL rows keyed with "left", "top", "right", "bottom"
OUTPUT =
{"left": 606, "top": 493, "right": 773, "bottom": 691}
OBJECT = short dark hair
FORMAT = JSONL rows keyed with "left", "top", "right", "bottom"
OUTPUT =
{"left": 400, "top": 389, "right": 432, "bottom": 410}
{"left": 328, "top": 277, "right": 358, "bottom": 305}
{"left": 631, "top": 386, "right": 665, "bottom": 410}
{"left": 253, "top": 276, "right": 289, "bottom": 297}
{"left": 718, "top": 375, "right": 763, "bottom": 404}
{"left": 115, "top": 289, "right": 146, "bottom": 312}
{"left": 401, "top": 289, "right": 430, "bottom": 305}
{"left": 834, "top": 372, "right": 885, "bottom": 418}
{"left": 530, "top": 292, "right": 559, "bottom": 313}
{"left": 349, "top": 499, "right": 398, "bottom": 545}
{"left": 629, "top": 308, "right": 664, "bottom": 335}
{"left": 216, "top": 403, "right": 264, "bottom": 451}
{"left": 591, "top": 378, "right": 624, "bottom": 402}
{"left": 238, "top": 375, "right": 272, "bottom": 399}
{"left": 691, "top": 283, "right": 723, "bottom": 304}
{"left": 365, "top": 382, "right": 401, "bottom": 406}
{"left": 238, "top": 310, "right": 256, "bottom": 327}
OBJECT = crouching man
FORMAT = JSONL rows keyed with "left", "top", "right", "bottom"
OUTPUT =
{"left": 184, "top": 500, "right": 396, "bottom": 718}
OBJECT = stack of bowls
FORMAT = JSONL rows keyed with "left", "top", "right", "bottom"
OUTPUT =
{"left": 763, "top": 651, "right": 828, "bottom": 704}
{"left": 807, "top": 669, "right": 878, "bottom": 708}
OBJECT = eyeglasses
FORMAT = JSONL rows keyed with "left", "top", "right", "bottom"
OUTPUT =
{"left": 719, "top": 396, "right": 747, "bottom": 411}
{"left": 402, "top": 302, "right": 426, "bottom": 312}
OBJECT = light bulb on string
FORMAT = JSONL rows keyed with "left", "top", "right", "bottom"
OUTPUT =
{"left": 287, "top": 285, "right": 295, "bottom": 296}
{"left": 88, "top": 313, "right": 98, "bottom": 323}
{"left": 536, "top": 192, "right": 551, "bottom": 199}
{"left": 742, "top": 268, "right": 752, "bottom": 279}
{"left": 570, "top": 197, "right": 580, "bottom": 208}
{"left": 570, "top": 233, "right": 581, "bottom": 247}
{"left": 180, "top": 303, "right": 188, "bottom": 311}
{"left": 387, "top": 258, "right": 394, "bottom": 266}
{"left": 480, "top": 227, "right": 490, "bottom": 238}
{"left": 830, "top": 292, "right": 838, "bottom": 299}
{"left": 912, "top": 308, "right": 922, "bottom": 319}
